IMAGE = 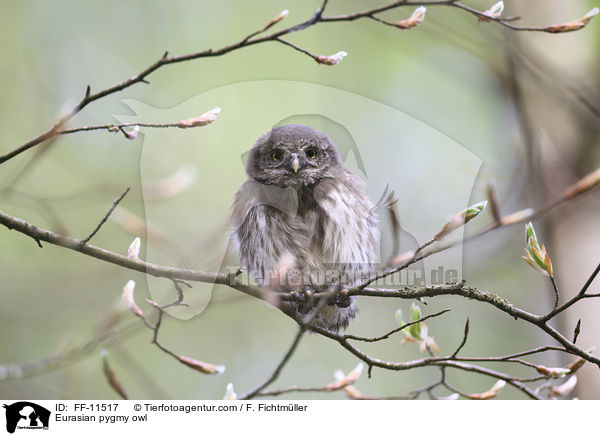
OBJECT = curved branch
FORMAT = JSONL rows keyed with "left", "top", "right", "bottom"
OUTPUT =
{"left": 309, "top": 324, "right": 543, "bottom": 399}
{"left": 344, "top": 309, "right": 451, "bottom": 343}
{"left": 351, "top": 284, "right": 600, "bottom": 367}
{"left": 1, "top": 0, "right": 595, "bottom": 165}
{"left": 0, "top": 208, "right": 266, "bottom": 302}
{"left": 240, "top": 327, "right": 305, "bottom": 400}
{"left": 2, "top": 205, "right": 599, "bottom": 371}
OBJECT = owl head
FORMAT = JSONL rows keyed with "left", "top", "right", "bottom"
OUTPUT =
{"left": 246, "top": 124, "right": 343, "bottom": 187}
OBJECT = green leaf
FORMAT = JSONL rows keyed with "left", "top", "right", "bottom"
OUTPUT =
{"left": 463, "top": 200, "right": 488, "bottom": 224}
{"left": 395, "top": 309, "right": 405, "bottom": 326}
{"left": 528, "top": 246, "right": 547, "bottom": 270}
{"left": 525, "top": 222, "right": 538, "bottom": 246}
{"left": 410, "top": 303, "right": 422, "bottom": 322}
{"left": 408, "top": 303, "right": 422, "bottom": 338}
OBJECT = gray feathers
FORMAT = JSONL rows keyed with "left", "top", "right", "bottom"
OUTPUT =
{"left": 231, "top": 124, "right": 379, "bottom": 331}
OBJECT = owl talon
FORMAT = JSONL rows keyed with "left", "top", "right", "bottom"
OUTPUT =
{"left": 294, "top": 287, "right": 316, "bottom": 314}
{"left": 334, "top": 289, "right": 352, "bottom": 308}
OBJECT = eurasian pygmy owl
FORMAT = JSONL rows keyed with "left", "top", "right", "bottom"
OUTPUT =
{"left": 231, "top": 124, "right": 379, "bottom": 331}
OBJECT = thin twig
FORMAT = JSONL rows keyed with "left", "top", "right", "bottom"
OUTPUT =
{"left": 549, "top": 276, "right": 560, "bottom": 310}
{"left": 0, "top": 317, "right": 148, "bottom": 381}
{"left": 344, "top": 309, "right": 451, "bottom": 343}
{"left": 0, "top": 0, "right": 593, "bottom": 165}
{"left": 241, "top": 326, "right": 305, "bottom": 399}
{"left": 450, "top": 318, "right": 469, "bottom": 359}
{"left": 159, "top": 280, "right": 190, "bottom": 310}
{"left": 578, "top": 261, "right": 600, "bottom": 297}
{"left": 309, "top": 324, "right": 543, "bottom": 399}
{"left": 57, "top": 121, "right": 209, "bottom": 135}
{"left": 275, "top": 38, "right": 319, "bottom": 61}
{"left": 79, "top": 187, "right": 130, "bottom": 248}
{"left": 541, "top": 260, "right": 600, "bottom": 320}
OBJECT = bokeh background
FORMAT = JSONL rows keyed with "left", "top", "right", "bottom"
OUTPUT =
{"left": 1, "top": 0, "right": 599, "bottom": 400}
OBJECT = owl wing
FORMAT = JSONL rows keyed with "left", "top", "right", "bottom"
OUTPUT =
{"left": 231, "top": 180, "right": 312, "bottom": 285}
{"left": 313, "top": 171, "right": 379, "bottom": 271}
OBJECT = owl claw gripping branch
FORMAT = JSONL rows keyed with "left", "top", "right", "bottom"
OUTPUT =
{"left": 231, "top": 124, "right": 379, "bottom": 331}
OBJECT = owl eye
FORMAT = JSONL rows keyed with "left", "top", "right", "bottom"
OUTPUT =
{"left": 271, "top": 150, "right": 283, "bottom": 162}
{"left": 305, "top": 148, "right": 318, "bottom": 159}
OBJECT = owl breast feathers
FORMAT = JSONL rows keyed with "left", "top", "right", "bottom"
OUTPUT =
{"left": 231, "top": 124, "right": 379, "bottom": 331}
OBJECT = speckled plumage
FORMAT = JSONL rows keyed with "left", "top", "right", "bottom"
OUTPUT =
{"left": 231, "top": 124, "right": 378, "bottom": 331}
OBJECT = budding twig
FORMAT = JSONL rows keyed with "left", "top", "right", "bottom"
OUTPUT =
{"left": 79, "top": 187, "right": 131, "bottom": 248}
{"left": 344, "top": 309, "right": 451, "bottom": 343}
{"left": 101, "top": 350, "right": 129, "bottom": 400}
{"left": 1, "top": 0, "right": 594, "bottom": 166}
{"left": 147, "top": 307, "right": 225, "bottom": 375}
{"left": 57, "top": 107, "right": 222, "bottom": 138}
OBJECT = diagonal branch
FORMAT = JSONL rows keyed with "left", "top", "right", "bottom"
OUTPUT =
{"left": 344, "top": 309, "right": 451, "bottom": 343}
{"left": 2, "top": 194, "right": 600, "bottom": 370}
{"left": 541, "top": 260, "right": 600, "bottom": 320}
{"left": 308, "top": 324, "right": 543, "bottom": 399}
{"left": 79, "top": 187, "right": 130, "bottom": 248}
{"left": 0, "top": 208, "right": 267, "bottom": 301}
{"left": 1, "top": 1, "right": 595, "bottom": 165}
{"left": 240, "top": 326, "right": 306, "bottom": 400}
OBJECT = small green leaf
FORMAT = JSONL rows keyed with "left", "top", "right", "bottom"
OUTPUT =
{"left": 408, "top": 303, "right": 422, "bottom": 338}
{"left": 395, "top": 309, "right": 405, "bottom": 326}
{"left": 525, "top": 222, "right": 537, "bottom": 246}
{"left": 410, "top": 303, "right": 422, "bottom": 322}
{"left": 528, "top": 246, "right": 545, "bottom": 268}
{"left": 523, "top": 222, "right": 553, "bottom": 277}
{"left": 463, "top": 200, "right": 488, "bottom": 224}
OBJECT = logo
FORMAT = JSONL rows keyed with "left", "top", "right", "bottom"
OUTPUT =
{"left": 3, "top": 402, "right": 50, "bottom": 433}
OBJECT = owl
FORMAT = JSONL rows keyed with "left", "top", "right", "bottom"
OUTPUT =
{"left": 231, "top": 124, "right": 379, "bottom": 331}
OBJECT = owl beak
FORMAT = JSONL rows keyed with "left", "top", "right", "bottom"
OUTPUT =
{"left": 291, "top": 157, "right": 300, "bottom": 173}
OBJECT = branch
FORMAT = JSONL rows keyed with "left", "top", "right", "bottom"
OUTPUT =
{"left": 0, "top": 208, "right": 268, "bottom": 302}
{"left": 0, "top": 317, "right": 146, "bottom": 381}
{"left": 56, "top": 107, "right": 222, "bottom": 139}
{"left": 2, "top": 188, "right": 600, "bottom": 371}
{"left": 350, "top": 283, "right": 600, "bottom": 367}
{"left": 275, "top": 38, "right": 320, "bottom": 62}
{"left": 79, "top": 187, "right": 130, "bottom": 248}
{"left": 2, "top": 165, "right": 599, "bottom": 398}
{"left": 322, "top": 1, "right": 598, "bottom": 34}
{"left": 579, "top": 261, "right": 600, "bottom": 297}
{"left": 549, "top": 276, "right": 560, "bottom": 310}
{"left": 456, "top": 345, "right": 568, "bottom": 362}
{"left": 240, "top": 326, "right": 305, "bottom": 400}
{"left": 1, "top": 1, "right": 595, "bottom": 165}
{"left": 133, "top": 298, "right": 225, "bottom": 376}
{"left": 541, "top": 260, "right": 600, "bottom": 320}
{"left": 308, "top": 324, "right": 543, "bottom": 400}
{"left": 363, "top": 167, "right": 600, "bottom": 294}
{"left": 344, "top": 309, "right": 451, "bottom": 343}
{"left": 352, "top": 283, "right": 541, "bottom": 323}
{"left": 450, "top": 318, "right": 469, "bottom": 358}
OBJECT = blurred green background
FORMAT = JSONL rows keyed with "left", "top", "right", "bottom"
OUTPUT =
{"left": 1, "top": 0, "right": 599, "bottom": 400}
